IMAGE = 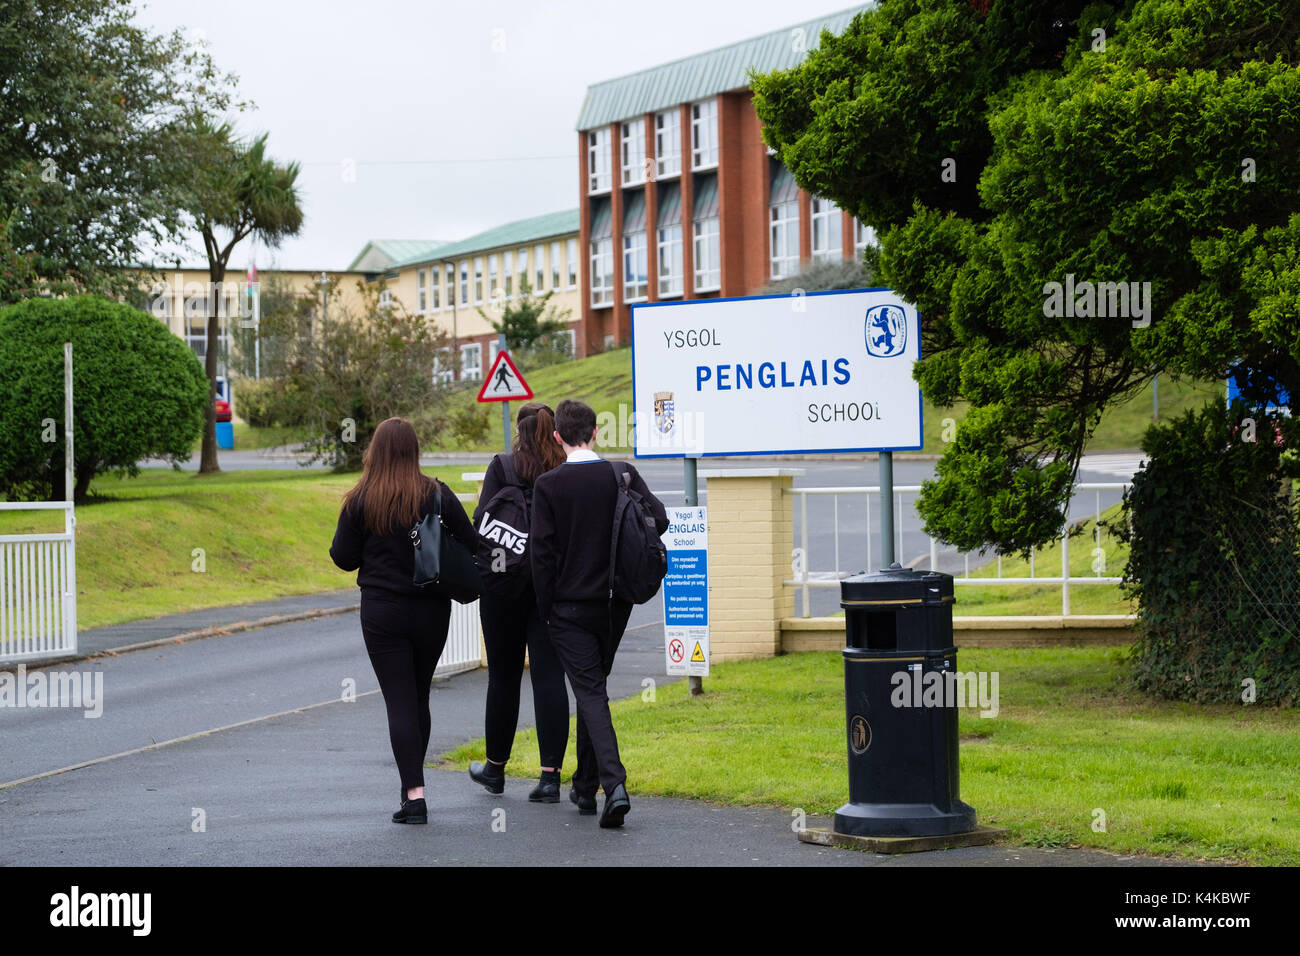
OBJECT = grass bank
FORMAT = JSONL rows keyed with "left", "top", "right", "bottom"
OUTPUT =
{"left": 0, "top": 466, "right": 477, "bottom": 630}
{"left": 442, "top": 646, "right": 1298, "bottom": 865}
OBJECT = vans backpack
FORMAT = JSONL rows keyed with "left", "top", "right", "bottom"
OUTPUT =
{"left": 607, "top": 461, "right": 667, "bottom": 604}
{"left": 474, "top": 455, "right": 533, "bottom": 599}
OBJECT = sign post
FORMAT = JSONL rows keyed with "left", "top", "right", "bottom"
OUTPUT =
{"left": 477, "top": 347, "right": 534, "bottom": 451}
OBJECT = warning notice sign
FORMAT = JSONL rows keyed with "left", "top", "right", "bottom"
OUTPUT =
{"left": 663, "top": 506, "right": 708, "bottom": 677}
{"left": 477, "top": 350, "right": 533, "bottom": 402}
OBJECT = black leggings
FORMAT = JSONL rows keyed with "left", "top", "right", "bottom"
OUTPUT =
{"left": 480, "top": 589, "right": 569, "bottom": 768}
{"left": 359, "top": 590, "right": 451, "bottom": 793}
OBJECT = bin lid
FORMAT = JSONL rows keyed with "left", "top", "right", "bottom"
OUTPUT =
{"left": 840, "top": 563, "right": 954, "bottom": 606}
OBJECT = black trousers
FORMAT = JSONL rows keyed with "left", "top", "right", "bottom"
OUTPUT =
{"left": 479, "top": 589, "right": 569, "bottom": 768}
{"left": 359, "top": 590, "right": 451, "bottom": 793}
{"left": 547, "top": 599, "right": 633, "bottom": 796}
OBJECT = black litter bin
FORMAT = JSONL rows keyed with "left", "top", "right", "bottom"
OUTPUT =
{"left": 834, "top": 563, "right": 977, "bottom": 838}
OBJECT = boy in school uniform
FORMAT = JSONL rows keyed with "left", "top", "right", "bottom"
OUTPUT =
{"left": 530, "top": 399, "right": 668, "bottom": 828}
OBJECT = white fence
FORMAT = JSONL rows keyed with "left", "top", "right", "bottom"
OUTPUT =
{"left": 0, "top": 501, "right": 77, "bottom": 663}
{"left": 438, "top": 598, "right": 482, "bottom": 677}
{"left": 785, "top": 482, "right": 1129, "bottom": 617}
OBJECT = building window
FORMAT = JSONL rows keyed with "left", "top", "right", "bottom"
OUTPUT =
{"left": 770, "top": 202, "right": 800, "bottom": 279}
{"left": 590, "top": 238, "right": 614, "bottom": 306}
{"left": 488, "top": 254, "right": 499, "bottom": 303}
{"left": 516, "top": 248, "right": 528, "bottom": 293}
{"left": 433, "top": 349, "right": 455, "bottom": 385}
{"left": 534, "top": 243, "right": 546, "bottom": 290}
{"left": 657, "top": 224, "right": 682, "bottom": 297}
{"left": 474, "top": 256, "right": 484, "bottom": 304}
{"left": 550, "top": 240, "right": 562, "bottom": 289}
{"left": 503, "top": 251, "right": 513, "bottom": 297}
{"left": 623, "top": 232, "right": 647, "bottom": 302}
{"left": 379, "top": 288, "right": 393, "bottom": 309}
{"left": 444, "top": 263, "right": 454, "bottom": 311}
{"left": 588, "top": 127, "right": 611, "bottom": 194}
{"left": 854, "top": 218, "right": 876, "bottom": 254}
{"left": 621, "top": 119, "right": 646, "bottom": 185}
{"left": 693, "top": 218, "right": 720, "bottom": 291}
{"left": 431, "top": 266, "right": 441, "bottom": 311}
{"left": 691, "top": 99, "right": 718, "bottom": 170}
{"left": 549, "top": 328, "right": 576, "bottom": 357}
{"left": 811, "top": 197, "right": 843, "bottom": 263}
{"left": 459, "top": 260, "right": 469, "bottom": 306}
{"left": 655, "top": 109, "right": 681, "bottom": 178}
{"left": 460, "top": 342, "right": 482, "bottom": 381}
{"left": 417, "top": 269, "right": 427, "bottom": 313}
{"left": 566, "top": 238, "right": 578, "bottom": 288}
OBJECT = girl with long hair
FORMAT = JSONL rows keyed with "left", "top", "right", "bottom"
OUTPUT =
{"left": 330, "top": 417, "right": 476, "bottom": 825}
{"left": 467, "top": 402, "right": 572, "bottom": 804}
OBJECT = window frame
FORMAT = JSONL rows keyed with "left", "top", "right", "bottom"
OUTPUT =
{"left": 587, "top": 128, "right": 611, "bottom": 194}
{"left": 656, "top": 223, "right": 683, "bottom": 297}
{"left": 690, "top": 98, "right": 718, "bottom": 171}
{"left": 655, "top": 109, "right": 681, "bottom": 178}
{"left": 692, "top": 215, "right": 720, "bottom": 292}
{"left": 589, "top": 237, "right": 614, "bottom": 306}
{"left": 769, "top": 200, "right": 800, "bottom": 280}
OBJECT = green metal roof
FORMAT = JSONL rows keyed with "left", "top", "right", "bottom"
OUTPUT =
{"left": 392, "top": 208, "right": 579, "bottom": 267}
{"left": 576, "top": 4, "right": 874, "bottom": 131}
{"left": 348, "top": 239, "right": 449, "bottom": 272}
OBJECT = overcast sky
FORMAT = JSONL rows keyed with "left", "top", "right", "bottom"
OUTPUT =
{"left": 133, "top": 0, "right": 865, "bottom": 272}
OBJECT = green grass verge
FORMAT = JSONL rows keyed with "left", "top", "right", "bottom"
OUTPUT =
{"left": 442, "top": 647, "right": 1299, "bottom": 865}
{"left": 0, "top": 466, "right": 477, "bottom": 631}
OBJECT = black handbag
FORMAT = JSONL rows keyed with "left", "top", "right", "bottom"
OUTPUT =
{"left": 410, "top": 484, "right": 482, "bottom": 603}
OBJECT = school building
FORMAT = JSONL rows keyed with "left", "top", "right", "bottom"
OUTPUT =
{"left": 353, "top": 209, "right": 582, "bottom": 382}
{"left": 575, "top": 4, "right": 875, "bottom": 355}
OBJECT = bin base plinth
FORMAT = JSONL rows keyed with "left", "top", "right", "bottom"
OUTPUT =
{"left": 832, "top": 799, "right": 977, "bottom": 839}
{"left": 800, "top": 823, "right": 1004, "bottom": 855}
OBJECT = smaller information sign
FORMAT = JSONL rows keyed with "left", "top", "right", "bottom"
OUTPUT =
{"left": 662, "top": 506, "right": 709, "bottom": 677}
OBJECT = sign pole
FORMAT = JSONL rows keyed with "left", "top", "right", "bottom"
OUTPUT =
{"left": 879, "top": 450, "right": 894, "bottom": 567}
{"left": 684, "top": 454, "right": 702, "bottom": 696}
{"left": 498, "top": 333, "right": 511, "bottom": 452}
{"left": 64, "top": 342, "right": 73, "bottom": 503}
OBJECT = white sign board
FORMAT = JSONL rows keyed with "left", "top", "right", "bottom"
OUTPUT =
{"left": 662, "top": 506, "right": 708, "bottom": 677}
{"left": 631, "top": 289, "right": 921, "bottom": 457}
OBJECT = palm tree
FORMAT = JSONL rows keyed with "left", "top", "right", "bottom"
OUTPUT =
{"left": 182, "top": 117, "right": 304, "bottom": 473}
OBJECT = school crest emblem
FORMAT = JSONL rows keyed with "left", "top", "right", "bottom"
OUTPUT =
{"left": 654, "top": 391, "right": 675, "bottom": 434}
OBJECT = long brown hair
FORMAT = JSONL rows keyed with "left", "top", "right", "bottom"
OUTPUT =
{"left": 512, "top": 402, "right": 564, "bottom": 484}
{"left": 342, "top": 418, "right": 435, "bottom": 535}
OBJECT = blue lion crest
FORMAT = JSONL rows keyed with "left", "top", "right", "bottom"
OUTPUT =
{"left": 865, "top": 304, "right": 907, "bottom": 358}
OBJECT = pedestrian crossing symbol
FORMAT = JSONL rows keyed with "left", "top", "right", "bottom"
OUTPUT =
{"left": 690, "top": 641, "right": 705, "bottom": 663}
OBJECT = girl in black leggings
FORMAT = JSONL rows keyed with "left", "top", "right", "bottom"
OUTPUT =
{"left": 467, "top": 402, "right": 570, "bottom": 802}
{"left": 330, "top": 417, "right": 476, "bottom": 824}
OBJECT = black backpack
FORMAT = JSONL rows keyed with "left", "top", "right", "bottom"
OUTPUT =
{"left": 607, "top": 461, "right": 667, "bottom": 604}
{"left": 473, "top": 455, "right": 533, "bottom": 599}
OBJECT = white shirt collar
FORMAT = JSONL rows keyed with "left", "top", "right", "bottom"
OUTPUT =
{"left": 565, "top": 448, "right": 601, "bottom": 463}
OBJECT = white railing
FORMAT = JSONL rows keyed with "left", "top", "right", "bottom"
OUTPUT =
{"left": 0, "top": 501, "right": 77, "bottom": 663}
{"left": 437, "top": 598, "right": 482, "bottom": 677}
{"left": 785, "top": 483, "right": 1129, "bottom": 617}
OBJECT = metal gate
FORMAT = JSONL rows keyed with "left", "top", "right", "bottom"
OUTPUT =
{"left": 436, "top": 598, "right": 482, "bottom": 677}
{"left": 0, "top": 501, "right": 77, "bottom": 663}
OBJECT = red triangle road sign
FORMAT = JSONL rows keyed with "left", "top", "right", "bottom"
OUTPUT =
{"left": 477, "top": 349, "right": 533, "bottom": 402}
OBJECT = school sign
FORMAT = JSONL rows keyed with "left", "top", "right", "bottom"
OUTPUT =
{"left": 630, "top": 289, "right": 922, "bottom": 457}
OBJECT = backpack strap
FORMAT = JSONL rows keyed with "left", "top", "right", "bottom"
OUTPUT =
{"left": 498, "top": 453, "right": 520, "bottom": 488}
{"left": 607, "top": 461, "right": 629, "bottom": 601}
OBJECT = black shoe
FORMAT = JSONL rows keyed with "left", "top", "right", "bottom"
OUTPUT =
{"left": 468, "top": 760, "right": 505, "bottom": 795}
{"left": 392, "top": 797, "right": 427, "bottom": 824}
{"left": 599, "top": 783, "right": 630, "bottom": 829}
{"left": 529, "top": 770, "right": 561, "bottom": 804}
{"left": 569, "top": 787, "right": 597, "bottom": 815}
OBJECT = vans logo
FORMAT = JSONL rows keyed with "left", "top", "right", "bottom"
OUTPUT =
{"left": 479, "top": 511, "right": 527, "bottom": 555}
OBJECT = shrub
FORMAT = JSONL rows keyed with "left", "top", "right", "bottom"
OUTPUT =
{"left": 1120, "top": 400, "right": 1300, "bottom": 705}
{"left": 234, "top": 376, "right": 313, "bottom": 428}
{"left": 0, "top": 296, "right": 207, "bottom": 500}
